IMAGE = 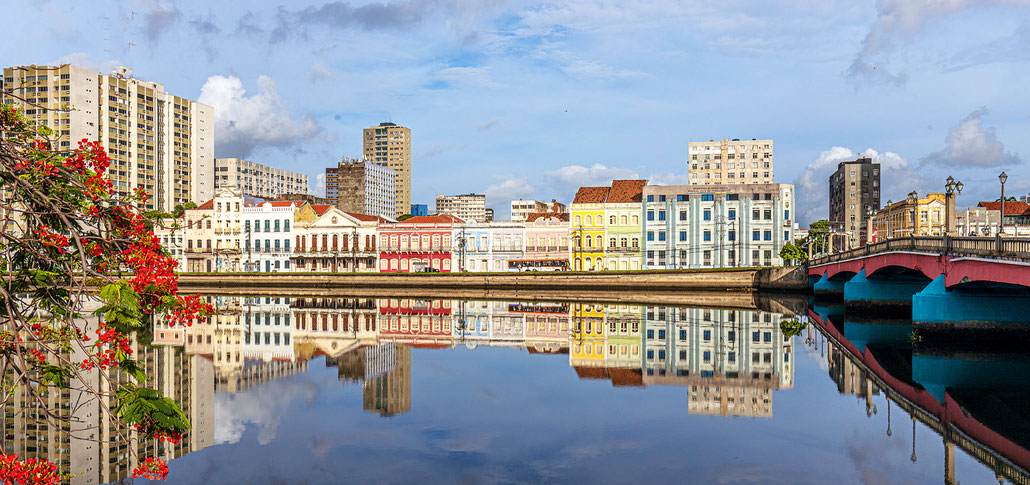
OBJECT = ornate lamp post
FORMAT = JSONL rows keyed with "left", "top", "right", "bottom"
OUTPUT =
{"left": 944, "top": 176, "right": 963, "bottom": 236}
{"left": 907, "top": 191, "right": 919, "bottom": 236}
{"left": 866, "top": 207, "right": 876, "bottom": 245}
{"left": 999, "top": 172, "right": 1008, "bottom": 235}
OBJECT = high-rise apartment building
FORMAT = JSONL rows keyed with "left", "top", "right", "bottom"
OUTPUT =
{"left": 688, "top": 139, "right": 773, "bottom": 185}
{"left": 334, "top": 158, "right": 396, "bottom": 219}
{"left": 829, "top": 157, "right": 881, "bottom": 246}
{"left": 436, "top": 193, "right": 487, "bottom": 222}
{"left": 363, "top": 122, "right": 410, "bottom": 217}
{"left": 325, "top": 167, "right": 339, "bottom": 201}
{"left": 510, "top": 199, "right": 567, "bottom": 222}
{"left": 214, "top": 158, "right": 307, "bottom": 199}
{"left": 1, "top": 64, "right": 213, "bottom": 211}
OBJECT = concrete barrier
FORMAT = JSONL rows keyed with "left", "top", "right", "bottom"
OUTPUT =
{"left": 176, "top": 267, "right": 809, "bottom": 295}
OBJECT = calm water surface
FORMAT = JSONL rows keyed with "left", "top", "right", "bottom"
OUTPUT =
{"left": 42, "top": 295, "right": 1030, "bottom": 484}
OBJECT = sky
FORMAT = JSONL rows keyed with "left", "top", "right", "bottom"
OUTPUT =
{"left": 3, "top": 0, "right": 1029, "bottom": 223}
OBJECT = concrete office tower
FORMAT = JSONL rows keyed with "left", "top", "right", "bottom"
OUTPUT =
{"left": 363, "top": 122, "right": 411, "bottom": 217}
{"left": 436, "top": 193, "right": 487, "bottom": 222}
{"left": 214, "top": 158, "right": 308, "bottom": 199}
{"left": 688, "top": 139, "right": 773, "bottom": 185}
{"left": 1, "top": 64, "right": 213, "bottom": 211}
{"left": 829, "top": 157, "right": 881, "bottom": 246}
{"left": 335, "top": 158, "right": 396, "bottom": 219}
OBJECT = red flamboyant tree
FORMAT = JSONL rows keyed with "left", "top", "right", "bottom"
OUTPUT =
{"left": 1, "top": 74, "right": 212, "bottom": 482}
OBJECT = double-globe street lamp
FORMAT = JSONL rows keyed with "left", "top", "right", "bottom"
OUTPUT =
{"left": 944, "top": 176, "right": 963, "bottom": 236}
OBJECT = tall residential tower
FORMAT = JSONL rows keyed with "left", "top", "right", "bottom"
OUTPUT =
{"left": 688, "top": 139, "right": 773, "bottom": 185}
{"left": 363, "top": 123, "right": 410, "bottom": 217}
{"left": 829, "top": 157, "right": 881, "bottom": 246}
{"left": 1, "top": 64, "right": 213, "bottom": 211}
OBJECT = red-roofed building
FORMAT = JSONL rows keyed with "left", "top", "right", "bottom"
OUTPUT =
{"left": 293, "top": 205, "right": 382, "bottom": 272}
{"left": 569, "top": 180, "right": 648, "bottom": 271}
{"left": 377, "top": 215, "right": 462, "bottom": 272}
{"left": 978, "top": 201, "right": 1030, "bottom": 234}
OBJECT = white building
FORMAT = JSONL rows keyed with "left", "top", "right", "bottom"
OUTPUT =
{"left": 214, "top": 157, "right": 308, "bottom": 199}
{"left": 688, "top": 139, "right": 773, "bottom": 185}
{"left": 2, "top": 64, "right": 213, "bottom": 211}
{"left": 642, "top": 183, "right": 795, "bottom": 268}
{"left": 436, "top": 193, "right": 487, "bottom": 222}
{"left": 177, "top": 187, "right": 313, "bottom": 272}
{"left": 452, "top": 221, "right": 525, "bottom": 272}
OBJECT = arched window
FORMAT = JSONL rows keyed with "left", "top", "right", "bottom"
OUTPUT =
{"left": 390, "top": 259, "right": 398, "bottom": 271}
{"left": 620, "top": 215, "right": 627, "bottom": 225}
{"left": 594, "top": 235, "right": 603, "bottom": 248}
{"left": 401, "top": 259, "right": 409, "bottom": 271}
{"left": 584, "top": 257, "right": 592, "bottom": 269}
{"left": 574, "top": 215, "right": 582, "bottom": 226}
{"left": 586, "top": 237, "right": 593, "bottom": 249}
{"left": 609, "top": 237, "right": 616, "bottom": 248}
{"left": 574, "top": 258, "right": 582, "bottom": 271}
{"left": 609, "top": 215, "right": 616, "bottom": 225}
{"left": 594, "top": 257, "right": 603, "bottom": 271}
{"left": 443, "top": 259, "right": 451, "bottom": 271}
{"left": 585, "top": 215, "right": 593, "bottom": 226}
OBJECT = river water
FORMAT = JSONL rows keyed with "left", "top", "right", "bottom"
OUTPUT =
{"left": 8, "top": 294, "right": 1030, "bottom": 484}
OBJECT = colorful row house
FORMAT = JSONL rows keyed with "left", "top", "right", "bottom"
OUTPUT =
{"left": 377, "top": 215, "right": 460, "bottom": 273}
{"left": 452, "top": 221, "right": 525, "bottom": 272}
{"left": 569, "top": 180, "right": 647, "bottom": 271}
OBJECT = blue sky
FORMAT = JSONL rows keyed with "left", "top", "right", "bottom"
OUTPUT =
{"left": 4, "top": 0, "right": 1029, "bottom": 222}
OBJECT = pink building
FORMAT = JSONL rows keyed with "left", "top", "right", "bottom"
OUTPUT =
{"left": 377, "top": 215, "right": 462, "bottom": 272}
{"left": 523, "top": 210, "right": 570, "bottom": 263}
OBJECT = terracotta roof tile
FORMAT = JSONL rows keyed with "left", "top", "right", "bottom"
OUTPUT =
{"left": 345, "top": 212, "right": 390, "bottom": 223}
{"left": 573, "top": 366, "right": 609, "bottom": 380}
{"left": 396, "top": 215, "right": 463, "bottom": 225}
{"left": 606, "top": 179, "right": 647, "bottom": 203}
{"left": 573, "top": 186, "right": 609, "bottom": 204}
{"left": 312, "top": 204, "right": 333, "bottom": 216}
{"left": 978, "top": 201, "right": 1030, "bottom": 216}
{"left": 607, "top": 368, "right": 644, "bottom": 387}
{"left": 195, "top": 199, "right": 214, "bottom": 210}
{"left": 525, "top": 212, "right": 570, "bottom": 222}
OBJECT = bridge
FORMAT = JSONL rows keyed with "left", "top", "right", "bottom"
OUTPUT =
{"left": 808, "top": 236, "right": 1030, "bottom": 333}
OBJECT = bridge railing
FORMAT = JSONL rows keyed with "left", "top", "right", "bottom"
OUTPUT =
{"left": 810, "top": 235, "right": 1030, "bottom": 266}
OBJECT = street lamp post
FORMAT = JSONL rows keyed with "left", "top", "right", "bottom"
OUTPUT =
{"left": 885, "top": 200, "right": 892, "bottom": 239}
{"left": 999, "top": 172, "right": 1008, "bottom": 235}
{"left": 907, "top": 191, "right": 919, "bottom": 237}
{"left": 866, "top": 207, "right": 875, "bottom": 245}
{"left": 944, "top": 176, "right": 963, "bottom": 237}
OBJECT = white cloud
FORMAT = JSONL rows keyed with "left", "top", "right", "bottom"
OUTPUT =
{"left": 314, "top": 172, "right": 327, "bottom": 198}
{"left": 214, "top": 375, "right": 321, "bottom": 445}
{"left": 845, "top": 0, "right": 1030, "bottom": 87}
{"left": 198, "top": 74, "right": 321, "bottom": 158}
{"left": 546, "top": 163, "right": 639, "bottom": 188}
{"left": 795, "top": 147, "right": 927, "bottom": 225}
{"left": 52, "top": 53, "right": 119, "bottom": 74}
{"left": 647, "top": 173, "right": 689, "bottom": 186}
{"left": 484, "top": 175, "right": 535, "bottom": 206}
{"left": 920, "top": 107, "right": 1021, "bottom": 168}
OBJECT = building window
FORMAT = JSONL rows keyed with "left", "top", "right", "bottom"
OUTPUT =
{"left": 703, "top": 210, "right": 711, "bottom": 221}
{"left": 753, "top": 231, "right": 760, "bottom": 241}
{"left": 647, "top": 231, "right": 654, "bottom": 241}
{"left": 701, "top": 194, "right": 714, "bottom": 201}
{"left": 679, "top": 231, "right": 687, "bottom": 241}
{"left": 658, "top": 232, "right": 665, "bottom": 241}
{"left": 728, "top": 231, "right": 735, "bottom": 241}
{"left": 703, "top": 231, "right": 711, "bottom": 241}
{"left": 728, "top": 209, "right": 736, "bottom": 220}
{"left": 658, "top": 211, "right": 665, "bottom": 221}
{"left": 647, "top": 211, "right": 654, "bottom": 221}
{"left": 764, "top": 231, "right": 772, "bottom": 241}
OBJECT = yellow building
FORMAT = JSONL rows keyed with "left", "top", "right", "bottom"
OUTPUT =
{"left": 570, "top": 186, "right": 608, "bottom": 271}
{"left": 363, "top": 122, "right": 411, "bottom": 217}
{"left": 874, "top": 193, "right": 946, "bottom": 239}
{"left": 570, "top": 302, "right": 606, "bottom": 367}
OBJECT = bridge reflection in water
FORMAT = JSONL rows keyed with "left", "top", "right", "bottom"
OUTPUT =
{"left": 5, "top": 293, "right": 1030, "bottom": 483}
{"left": 810, "top": 304, "right": 1030, "bottom": 485}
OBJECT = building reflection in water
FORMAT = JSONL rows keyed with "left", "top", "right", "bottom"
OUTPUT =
{"left": 11, "top": 295, "right": 1030, "bottom": 484}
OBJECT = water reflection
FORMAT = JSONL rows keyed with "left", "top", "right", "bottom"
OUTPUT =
{"left": 809, "top": 304, "right": 1030, "bottom": 485}
{"left": 5, "top": 295, "right": 1030, "bottom": 483}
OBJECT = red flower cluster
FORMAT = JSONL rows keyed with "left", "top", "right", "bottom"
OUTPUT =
{"left": 34, "top": 225, "right": 70, "bottom": 254}
{"left": 164, "top": 294, "right": 209, "bottom": 327}
{"left": 80, "top": 324, "right": 132, "bottom": 370}
{"left": 0, "top": 453, "right": 61, "bottom": 485}
{"left": 132, "top": 457, "right": 169, "bottom": 481}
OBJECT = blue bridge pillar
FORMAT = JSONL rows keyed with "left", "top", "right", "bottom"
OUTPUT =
{"left": 913, "top": 275, "right": 1030, "bottom": 339}
{"left": 813, "top": 271, "right": 846, "bottom": 299}
{"left": 843, "top": 269, "right": 930, "bottom": 312}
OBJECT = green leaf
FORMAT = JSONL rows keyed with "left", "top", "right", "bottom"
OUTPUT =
{"left": 38, "top": 364, "right": 73, "bottom": 388}
{"left": 117, "top": 359, "right": 148, "bottom": 383}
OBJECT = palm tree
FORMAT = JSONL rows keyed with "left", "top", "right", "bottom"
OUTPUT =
{"left": 996, "top": 196, "right": 1017, "bottom": 202}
